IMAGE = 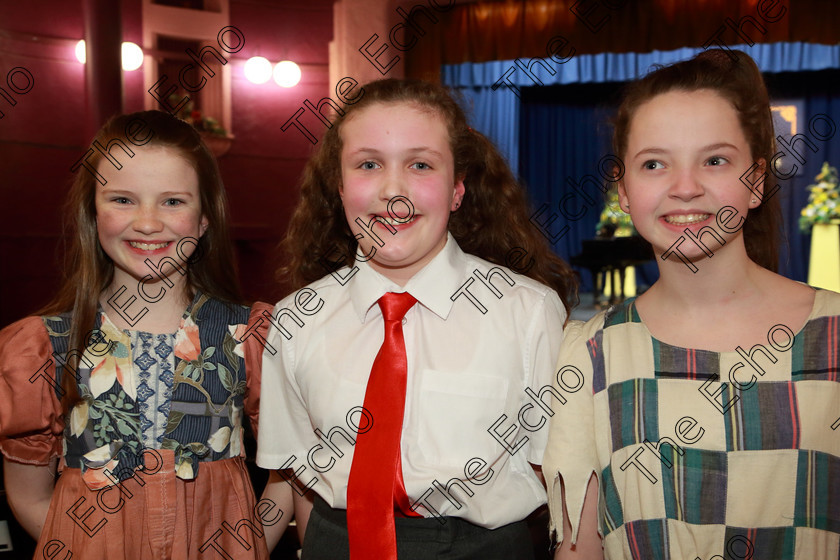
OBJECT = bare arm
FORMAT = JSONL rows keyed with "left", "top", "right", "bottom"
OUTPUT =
{"left": 3, "top": 457, "right": 57, "bottom": 540}
{"left": 554, "top": 473, "right": 602, "bottom": 560}
{"left": 293, "top": 488, "right": 314, "bottom": 543}
{"left": 532, "top": 463, "right": 546, "bottom": 487}
{"left": 260, "top": 470, "right": 294, "bottom": 552}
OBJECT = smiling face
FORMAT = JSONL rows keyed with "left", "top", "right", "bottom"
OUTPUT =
{"left": 339, "top": 101, "right": 465, "bottom": 285}
{"left": 95, "top": 146, "right": 208, "bottom": 292}
{"left": 618, "top": 89, "right": 764, "bottom": 262}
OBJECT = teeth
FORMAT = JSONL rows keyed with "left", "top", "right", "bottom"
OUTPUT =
{"left": 376, "top": 215, "right": 416, "bottom": 225}
{"left": 129, "top": 241, "right": 169, "bottom": 250}
{"left": 665, "top": 213, "right": 710, "bottom": 225}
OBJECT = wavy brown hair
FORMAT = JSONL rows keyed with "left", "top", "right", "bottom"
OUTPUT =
{"left": 278, "top": 78, "right": 578, "bottom": 314}
{"left": 40, "top": 110, "right": 243, "bottom": 411}
{"left": 613, "top": 49, "right": 781, "bottom": 271}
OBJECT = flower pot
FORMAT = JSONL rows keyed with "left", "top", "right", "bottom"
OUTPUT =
{"left": 808, "top": 223, "right": 840, "bottom": 291}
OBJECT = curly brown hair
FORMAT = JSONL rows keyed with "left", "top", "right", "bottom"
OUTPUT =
{"left": 40, "top": 110, "right": 243, "bottom": 412}
{"left": 613, "top": 49, "right": 781, "bottom": 271}
{"left": 278, "top": 78, "right": 578, "bottom": 315}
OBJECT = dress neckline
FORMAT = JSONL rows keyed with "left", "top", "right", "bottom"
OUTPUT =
{"left": 619, "top": 289, "right": 822, "bottom": 355}
{"left": 97, "top": 291, "right": 200, "bottom": 337}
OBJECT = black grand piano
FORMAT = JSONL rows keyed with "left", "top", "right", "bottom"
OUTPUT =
{"left": 570, "top": 235, "right": 654, "bottom": 305}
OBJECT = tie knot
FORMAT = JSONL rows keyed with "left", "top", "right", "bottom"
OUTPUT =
{"left": 378, "top": 292, "right": 417, "bottom": 322}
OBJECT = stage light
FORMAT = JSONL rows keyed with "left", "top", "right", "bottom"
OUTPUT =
{"left": 121, "top": 42, "right": 143, "bottom": 71}
{"left": 273, "top": 60, "right": 301, "bottom": 88}
{"left": 244, "top": 56, "right": 272, "bottom": 84}
{"left": 75, "top": 40, "right": 86, "bottom": 63}
{"left": 75, "top": 40, "right": 144, "bottom": 71}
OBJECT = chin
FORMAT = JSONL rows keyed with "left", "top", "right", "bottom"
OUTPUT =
{"left": 372, "top": 255, "right": 417, "bottom": 270}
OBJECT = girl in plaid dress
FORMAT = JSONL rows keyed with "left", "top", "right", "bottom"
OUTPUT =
{"left": 545, "top": 49, "right": 839, "bottom": 559}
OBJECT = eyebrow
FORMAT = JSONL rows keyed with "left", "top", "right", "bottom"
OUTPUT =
{"left": 632, "top": 142, "right": 740, "bottom": 159}
{"left": 159, "top": 191, "right": 195, "bottom": 197}
{"left": 701, "top": 142, "right": 740, "bottom": 152}
{"left": 100, "top": 189, "right": 195, "bottom": 197}
{"left": 346, "top": 147, "right": 445, "bottom": 158}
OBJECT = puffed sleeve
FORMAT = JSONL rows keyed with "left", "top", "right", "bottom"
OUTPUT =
{"left": 0, "top": 316, "right": 64, "bottom": 465}
{"left": 543, "top": 318, "right": 600, "bottom": 546}
{"left": 243, "top": 302, "right": 273, "bottom": 441}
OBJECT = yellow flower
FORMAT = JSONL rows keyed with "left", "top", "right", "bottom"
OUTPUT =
{"left": 207, "top": 426, "right": 231, "bottom": 453}
{"left": 85, "top": 317, "right": 132, "bottom": 399}
{"left": 70, "top": 401, "right": 89, "bottom": 437}
{"left": 176, "top": 459, "right": 194, "bottom": 479}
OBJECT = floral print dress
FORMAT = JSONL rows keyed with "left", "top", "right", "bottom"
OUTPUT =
{"left": 0, "top": 293, "right": 274, "bottom": 560}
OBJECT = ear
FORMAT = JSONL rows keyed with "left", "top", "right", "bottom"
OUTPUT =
{"left": 199, "top": 215, "right": 209, "bottom": 237}
{"left": 451, "top": 175, "right": 466, "bottom": 211}
{"left": 617, "top": 181, "right": 630, "bottom": 213}
{"left": 748, "top": 158, "right": 767, "bottom": 208}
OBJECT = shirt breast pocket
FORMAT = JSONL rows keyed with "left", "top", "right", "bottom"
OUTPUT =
{"left": 414, "top": 369, "right": 510, "bottom": 466}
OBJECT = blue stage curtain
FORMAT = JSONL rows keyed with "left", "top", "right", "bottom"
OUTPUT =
{"left": 457, "top": 86, "right": 520, "bottom": 173}
{"left": 517, "top": 86, "right": 615, "bottom": 292}
{"left": 442, "top": 43, "right": 840, "bottom": 89}
{"left": 443, "top": 42, "right": 840, "bottom": 285}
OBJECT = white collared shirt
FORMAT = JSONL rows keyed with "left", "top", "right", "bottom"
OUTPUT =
{"left": 256, "top": 234, "right": 566, "bottom": 528}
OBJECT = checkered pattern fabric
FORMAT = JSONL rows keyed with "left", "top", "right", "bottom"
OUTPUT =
{"left": 544, "top": 290, "right": 840, "bottom": 559}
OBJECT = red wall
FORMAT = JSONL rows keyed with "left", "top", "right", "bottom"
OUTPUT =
{"left": 0, "top": 0, "right": 334, "bottom": 326}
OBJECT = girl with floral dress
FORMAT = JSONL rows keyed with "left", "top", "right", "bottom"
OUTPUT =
{"left": 0, "top": 110, "right": 291, "bottom": 559}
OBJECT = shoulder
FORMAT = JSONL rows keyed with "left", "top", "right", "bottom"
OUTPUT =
{"left": 563, "top": 298, "right": 641, "bottom": 348}
{"left": 0, "top": 316, "right": 52, "bottom": 347}
{"left": 194, "top": 295, "right": 251, "bottom": 324}
{"left": 812, "top": 287, "right": 840, "bottom": 317}
{"left": 0, "top": 316, "right": 55, "bottom": 375}
{"left": 462, "top": 253, "right": 570, "bottom": 328}
{"left": 463, "top": 252, "right": 558, "bottom": 299}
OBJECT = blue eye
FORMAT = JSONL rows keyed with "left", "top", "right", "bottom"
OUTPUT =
{"left": 112, "top": 197, "right": 131, "bottom": 204}
{"left": 165, "top": 198, "right": 184, "bottom": 206}
{"left": 411, "top": 162, "right": 431, "bottom": 170}
{"left": 360, "top": 161, "right": 380, "bottom": 170}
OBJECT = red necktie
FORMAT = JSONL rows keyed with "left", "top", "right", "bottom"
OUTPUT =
{"left": 347, "top": 292, "right": 418, "bottom": 560}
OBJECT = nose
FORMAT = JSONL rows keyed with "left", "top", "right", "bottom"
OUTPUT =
{"left": 132, "top": 205, "right": 164, "bottom": 234}
{"left": 669, "top": 167, "right": 704, "bottom": 201}
{"left": 378, "top": 167, "right": 408, "bottom": 202}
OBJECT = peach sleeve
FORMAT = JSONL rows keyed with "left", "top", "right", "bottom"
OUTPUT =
{"left": 243, "top": 302, "right": 273, "bottom": 441}
{"left": 0, "top": 316, "right": 64, "bottom": 466}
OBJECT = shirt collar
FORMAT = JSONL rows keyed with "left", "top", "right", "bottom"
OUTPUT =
{"left": 348, "top": 232, "right": 468, "bottom": 323}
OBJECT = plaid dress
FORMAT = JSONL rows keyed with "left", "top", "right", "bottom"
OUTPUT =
{"left": 544, "top": 289, "right": 840, "bottom": 559}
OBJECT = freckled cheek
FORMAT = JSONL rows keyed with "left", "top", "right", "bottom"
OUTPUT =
{"left": 172, "top": 211, "right": 205, "bottom": 236}
{"left": 93, "top": 211, "right": 127, "bottom": 242}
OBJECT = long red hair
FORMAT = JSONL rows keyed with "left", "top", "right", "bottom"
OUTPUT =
{"left": 40, "top": 110, "right": 243, "bottom": 412}
{"left": 278, "top": 78, "right": 578, "bottom": 315}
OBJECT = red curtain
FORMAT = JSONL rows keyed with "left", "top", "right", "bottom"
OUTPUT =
{"left": 406, "top": 0, "right": 839, "bottom": 81}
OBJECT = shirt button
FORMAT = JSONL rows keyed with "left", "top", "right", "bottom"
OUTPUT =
{"left": 402, "top": 317, "right": 407, "bottom": 325}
